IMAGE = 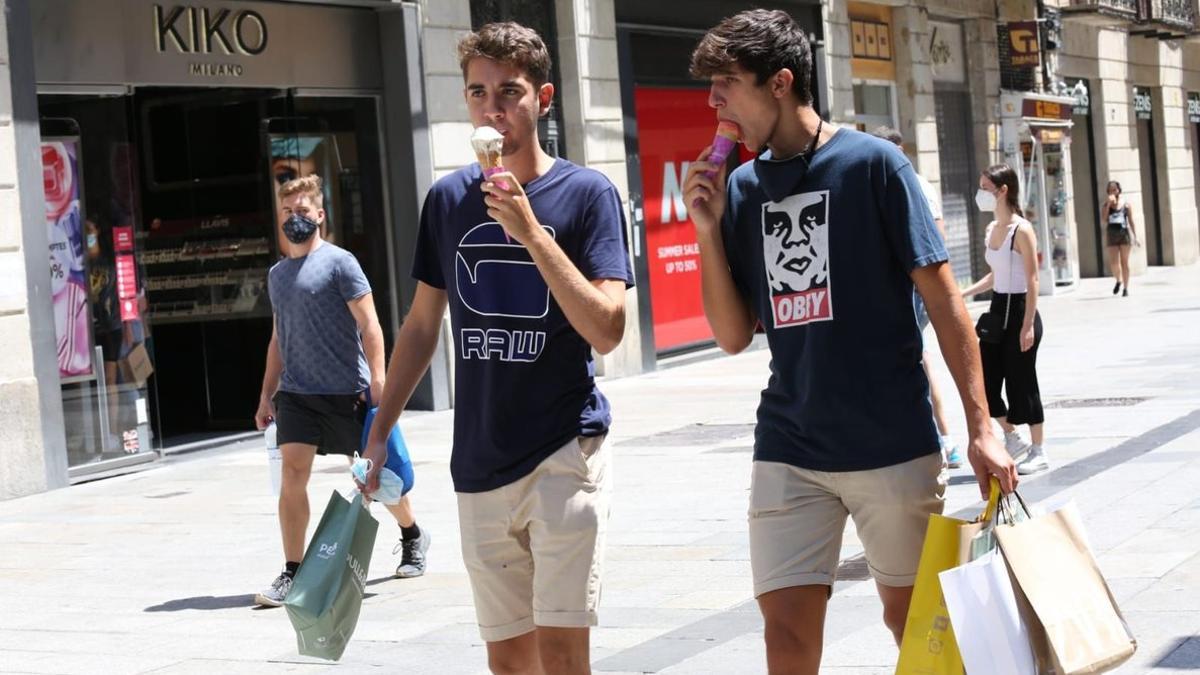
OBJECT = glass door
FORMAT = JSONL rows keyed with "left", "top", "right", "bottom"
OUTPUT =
{"left": 39, "top": 95, "right": 157, "bottom": 472}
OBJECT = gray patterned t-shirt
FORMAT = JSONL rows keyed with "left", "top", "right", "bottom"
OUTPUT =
{"left": 268, "top": 242, "right": 371, "bottom": 395}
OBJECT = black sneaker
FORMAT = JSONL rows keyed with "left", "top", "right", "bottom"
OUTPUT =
{"left": 1122, "top": 288, "right": 1129, "bottom": 297}
{"left": 1113, "top": 281, "right": 1121, "bottom": 295}
{"left": 255, "top": 573, "right": 293, "bottom": 607}
{"left": 394, "top": 530, "right": 431, "bottom": 578}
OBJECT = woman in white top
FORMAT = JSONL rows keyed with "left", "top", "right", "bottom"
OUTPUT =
{"left": 961, "top": 164, "right": 1048, "bottom": 475}
{"left": 1100, "top": 180, "right": 1139, "bottom": 297}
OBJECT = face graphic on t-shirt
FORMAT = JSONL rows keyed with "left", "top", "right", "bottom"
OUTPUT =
{"left": 761, "top": 190, "right": 833, "bottom": 328}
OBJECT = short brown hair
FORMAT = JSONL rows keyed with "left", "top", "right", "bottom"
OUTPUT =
{"left": 457, "top": 22, "right": 551, "bottom": 86}
{"left": 278, "top": 174, "right": 324, "bottom": 209}
{"left": 691, "top": 9, "right": 813, "bottom": 105}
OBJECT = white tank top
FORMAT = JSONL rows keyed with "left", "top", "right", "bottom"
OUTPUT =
{"left": 984, "top": 219, "right": 1029, "bottom": 294}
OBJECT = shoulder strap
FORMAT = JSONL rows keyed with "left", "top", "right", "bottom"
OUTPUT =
{"left": 1002, "top": 223, "right": 1018, "bottom": 328}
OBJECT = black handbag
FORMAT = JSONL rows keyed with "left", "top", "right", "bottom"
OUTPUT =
{"left": 974, "top": 224, "right": 1017, "bottom": 344}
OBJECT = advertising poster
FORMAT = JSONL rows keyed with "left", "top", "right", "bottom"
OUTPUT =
{"left": 634, "top": 87, "right": 726, "bottom": 351}
{"left": 43, "top": 140, "right": 93, "bottom": 380}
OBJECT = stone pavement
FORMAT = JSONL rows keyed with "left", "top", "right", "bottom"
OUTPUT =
{"left": 1, "top": 264, "right": 1199, "bottom": 674}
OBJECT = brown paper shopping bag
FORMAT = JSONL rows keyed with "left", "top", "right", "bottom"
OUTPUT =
{"left": 995, "top": 502, "right": 1136, "bottom": 674}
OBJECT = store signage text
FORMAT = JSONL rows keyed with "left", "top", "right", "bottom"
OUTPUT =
{"left": 1187, "top": 93, "right": 1200, "bottom": 124}
{"left": 155, "top": 5, "right": 268, "bottom": 55}
{"left": 1133, "top": 88, "right": 1153, "bottom": 120}
{"left": 1021, "top": 98, "right": 1073, "bottom": 121}
{"left": 851, "top": 20, "right": 892, "bottom": 61}
{"left": 1007, "top": 21, "right": 1040, "bottom": 68}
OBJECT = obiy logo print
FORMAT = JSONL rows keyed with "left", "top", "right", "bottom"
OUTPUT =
{"left": 761, "top": 190, "right": 833, "bottom": 328}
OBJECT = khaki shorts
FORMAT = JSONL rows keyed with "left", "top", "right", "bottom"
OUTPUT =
{"left": 749, "top": 452, "right": 946, "bottom": 597}
{"left": 456, "top": 435, "right": 611, "bottom": 642}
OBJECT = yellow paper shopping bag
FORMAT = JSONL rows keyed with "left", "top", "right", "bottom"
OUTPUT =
{"left": 895, "top": 481, "right": 1001, "bottom": 675}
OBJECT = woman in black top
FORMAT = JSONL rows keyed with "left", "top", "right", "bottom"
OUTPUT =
{"left": 1100, "top": 180, "right": 1140, "bottom": 297}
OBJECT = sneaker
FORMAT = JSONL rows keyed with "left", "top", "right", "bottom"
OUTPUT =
{"left": 944, "top": 444, "right": 963, "bottom": 469}
{"left": 1122, "top": 288, "right": 1129, "bottom": 297}
{"left": 255, "top": 573, "right": 293, "bottom": 607}
{"left": 1017, "top": 445, "right": 1050, "bottom": 475}
{"left": 394, "top": 530, "right": 431, "bottom": 578}
{"left": 1004, "top": 430, "right": 1031, "bottom": 459}
{"left": 1112, "top": 281, "right": 1121, "bottom": 295}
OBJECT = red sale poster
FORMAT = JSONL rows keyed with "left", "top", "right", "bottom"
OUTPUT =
{"left": 634, "top": 87, "right": 738, "bottom": 351}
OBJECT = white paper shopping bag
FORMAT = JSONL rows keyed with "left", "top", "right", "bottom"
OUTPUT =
{"left": 939, "top": 549, "right": 1036, "bottom": 675}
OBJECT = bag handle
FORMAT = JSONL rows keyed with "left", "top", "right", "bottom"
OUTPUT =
{"left": 980, "top": 477, "right": 1002, "bottom": 523}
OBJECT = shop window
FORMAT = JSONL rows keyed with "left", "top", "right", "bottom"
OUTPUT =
{"left": 853, "top": 82, "right": 896, "bottom": 132}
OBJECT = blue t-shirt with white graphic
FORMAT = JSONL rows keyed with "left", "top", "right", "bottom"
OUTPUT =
{"left": 413, "top": 158, "right": 633, "bottom": 492}
{"left": 268, "top": 242, "right": 372, "bottom": 396}
{"left": 722, "top": 128, "right": 947, "bottom": 472}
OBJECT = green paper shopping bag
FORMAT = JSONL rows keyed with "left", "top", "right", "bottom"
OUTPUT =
{"left": 284, "top": 490, "right": 378, "bottom": 660}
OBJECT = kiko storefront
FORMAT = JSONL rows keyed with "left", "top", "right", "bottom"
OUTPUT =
{"left": 27, "top": 0, "right": 433, "bottom": 480}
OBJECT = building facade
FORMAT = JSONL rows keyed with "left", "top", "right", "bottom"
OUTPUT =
{"left": 3, "top": 0, "right": 1199, "bottom": 498}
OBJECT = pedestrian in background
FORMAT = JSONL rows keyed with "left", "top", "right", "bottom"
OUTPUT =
{"left": 253, "top": 175, "right": 429, "bottom": 607}
{"left": 684, "top": 10, "right": 1016, "bottom": 672}
{"left": 872, "top": 126, "right": 962, "bottom": 469}
{"left": 1101, "top": 180, "right": 1139, "bottom": 297}
{"left": 962, "top": 164, "right": 1049, "bottom": 475}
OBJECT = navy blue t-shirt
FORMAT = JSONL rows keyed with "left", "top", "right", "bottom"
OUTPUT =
{"left": 413, "top": 158, "right": 633, "bottom": 492}
{"left": 722, "top": 128, "right": 947, "bottom": 471}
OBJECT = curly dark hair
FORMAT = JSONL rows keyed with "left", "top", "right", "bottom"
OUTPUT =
{"left": 457, "top": 22, "right": 551, "bottom": 87}
{"left": 690, "top": 9, "right": 813, "bottom": 105}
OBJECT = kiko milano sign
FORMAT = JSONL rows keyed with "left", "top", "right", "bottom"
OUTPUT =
{"left": 33, "top": 0, "right": 381, "bottom": 90}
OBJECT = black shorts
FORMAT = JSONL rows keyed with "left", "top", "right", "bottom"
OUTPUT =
{"left": 97, "top": 329, "right": 123, "bottom": 363}
{"left": 273, "top": 390, "right": 366, "bottom": 456}
{"left": 1106, "top": 224, "right": 1132, "bottom": 247}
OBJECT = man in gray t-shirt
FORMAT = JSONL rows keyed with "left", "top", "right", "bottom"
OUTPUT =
{"left": 252, "top": 175, "right": 430, "bottom": 607}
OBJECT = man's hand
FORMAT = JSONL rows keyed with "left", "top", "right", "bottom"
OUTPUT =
{"left": 254, "top": 395, "right": 275, "bottom": 431}
{"left": 482, "top": 172, "right": 544, "bottom": 245}
{"left": 354, "top": 436, "right": 388, "bottom": 496}
{"left": 683, "top": 147, "right": 728, "bottom": 238}
{"left": 968, "top": 431, "right": 1018, "bottom": 499}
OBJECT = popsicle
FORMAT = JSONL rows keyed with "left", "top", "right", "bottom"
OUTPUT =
{"left": 693, "top": 119, "right": 742, "bottom": 207}
{"left": 703, "top": 119, "right": 742, "bottom": 179}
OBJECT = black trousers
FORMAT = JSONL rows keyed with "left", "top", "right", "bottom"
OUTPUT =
{"left": 979, "top": 293, "right": 1044, "bottom": 425}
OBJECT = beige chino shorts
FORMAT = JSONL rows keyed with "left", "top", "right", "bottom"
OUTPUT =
{"left": 749, "top": 452, "right": 947, "bottom": 597}
{"left": 456, "top": 434, "right": 611, "bottom": 642}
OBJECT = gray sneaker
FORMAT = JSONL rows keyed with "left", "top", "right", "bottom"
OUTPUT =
{"left": 394, "top": 530, "right": 431, "bottom": 578}
{"left": 1017, "top": 445, "right": 1050, "bottom": 475}
{"left": 1004, "top": 430, "right": 1031, "bottom": 459}
{"left": 255, "top": 573, "right": 293, "bottom": 607}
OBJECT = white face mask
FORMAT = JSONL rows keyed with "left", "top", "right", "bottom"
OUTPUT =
{"left": 975, "top": 188, "right": 997, "bottom": 212}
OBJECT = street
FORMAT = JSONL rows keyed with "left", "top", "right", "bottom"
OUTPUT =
{"left": 2, "top": 263, "right": 1199, "bottom": 674}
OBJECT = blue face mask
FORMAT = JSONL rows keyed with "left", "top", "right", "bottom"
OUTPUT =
{"left": 350, "top": 455, "right": 406, "bottom": 505}
{"left": 282, "top": 213, "right": 319, "bottom": 244}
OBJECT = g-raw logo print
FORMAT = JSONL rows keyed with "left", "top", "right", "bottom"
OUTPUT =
{"left": 761, "top": 191, "right": 832, "bottom": 328}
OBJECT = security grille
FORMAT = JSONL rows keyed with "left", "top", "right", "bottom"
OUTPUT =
{"left": 934, "top": 89, "right": 980, "bottom": 285}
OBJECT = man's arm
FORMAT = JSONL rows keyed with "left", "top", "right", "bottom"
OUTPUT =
{"left": 914, "top": 262, "right": 1018, "bottom": 496}
{"left": 347, "top": 292, "right": 386, "bottom": 404}
{"left": 482, "top": 172, "right": 626, "bottom": 354}
{"left": 521, "top": 236, "right": 627, "bottom": 355}
{"left": 682, "top": 149, "right": 757, "bottom": 354}
{"left": 255, "top": 318, "right": 283, "bottom": 430}
{"left": 359, "top": 283, "right": 448, "bottom": 491}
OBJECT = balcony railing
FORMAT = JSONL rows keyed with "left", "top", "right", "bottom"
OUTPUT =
{"left": 1138, "top": 0, "right": 1197, "bottom": 31}
{"left": 1062, "top": 0, "right": 1140, "bottom": 26}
